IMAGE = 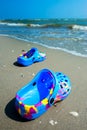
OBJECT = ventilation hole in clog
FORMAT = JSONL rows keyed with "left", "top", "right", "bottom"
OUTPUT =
{"left": 65, "top": 79, "right": 68, "bottom": 82}
{"left": 33, "top": 82, "right": 36, "bottom": 86}
{"left": 64, "top": 83, "right": 67, "bottom": 86}
{"left": 50, "top": 98, "right": 54, "bottom": 104}
{"left": 60, "top": 85, "right": 63, "bottom": 88}
{"left": 32, "top": 57, "right": 35, "bottom": 61}
{"left": 63, "top": 92, "right": 67, "bottom": 95}
{"left": 57, "top": 73, "right": 61, "bottom": 76}
{"left": 67, "top": 89, "right": 70, "bottom": 92}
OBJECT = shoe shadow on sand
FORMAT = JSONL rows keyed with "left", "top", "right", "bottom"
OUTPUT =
{"left": 4, "top": 98, "right": 29, "bottom": 122}
{"left": 13, "top": 61, "right": 24, "bottom": 67}
{"left": 13, "top": 61, "right": 38, "bottom": 67}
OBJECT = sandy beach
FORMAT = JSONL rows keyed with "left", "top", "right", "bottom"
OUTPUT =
{"left": 0, "top": 36, "right": 87, "bottom": 130}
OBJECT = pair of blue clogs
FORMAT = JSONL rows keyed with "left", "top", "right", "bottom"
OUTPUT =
{"left": 15, "top": 48, "right": 71, "bottom": 120}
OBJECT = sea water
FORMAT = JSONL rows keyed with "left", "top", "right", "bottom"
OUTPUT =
{"left": 0, "top": 18, "right": 87, "bottom": 57}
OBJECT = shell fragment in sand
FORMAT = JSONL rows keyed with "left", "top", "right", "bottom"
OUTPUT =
{"left": 69, "top": 111, "right": 79, "bottom": 117}
{"left": 49, "top": 120, "right": 58, "bottom": 126}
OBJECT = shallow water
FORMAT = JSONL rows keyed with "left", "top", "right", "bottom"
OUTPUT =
{"left": 0, "top": 18, "right": 87, "bottom": 57}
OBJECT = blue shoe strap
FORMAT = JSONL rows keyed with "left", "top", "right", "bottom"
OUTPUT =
{"left": 49, "top": 83, "right": 59, "bottom": 106}
{"left": 45, "top": 70, "right": 59, "bottom": 106}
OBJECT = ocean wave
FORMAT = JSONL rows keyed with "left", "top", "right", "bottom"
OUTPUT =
{"left": 0, "top": 21, "right": 65, "bottom": 28}
{"left": 27, "top": 24, "right": 44, "bottom": 27}
{"left": 0, "top": 22, "right": 26, "bottom": 26}
{"left": 27, "top": 23, "right": 62, "bottom": 28}
{"left": 1, "top": 20, "right": 87, "bottom": 31}
{"left": 72, "top": 25, "right": 87, "bottom": 30}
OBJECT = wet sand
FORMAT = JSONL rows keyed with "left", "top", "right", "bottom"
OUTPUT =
{"left": 0, "top": 36, "right": 87, "bottom": 130}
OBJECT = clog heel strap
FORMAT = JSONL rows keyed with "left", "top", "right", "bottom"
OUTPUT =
{"left": 44, "top": 69, "right": 59, "bottom": 106}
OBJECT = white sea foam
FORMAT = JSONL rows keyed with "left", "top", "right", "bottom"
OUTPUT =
{"left": 47, "top": 46, "right": 87, "bottom": 58}
{"left": 26, "top": 40, "right": 87, "bottom": 58}
{"left": 29, "top": 24, "right": 42, "bottom": 27}
{"left": 0, "top": 22, "right": 26, "bottom": 26}
{"left": 31, "top": 40, "right": 87, "bottom": 58}
{"left": 29, "top": 23, "right": 48, "bottom": 27}
{"left": 73, "top": 25, "right": 87, "bottom": 30}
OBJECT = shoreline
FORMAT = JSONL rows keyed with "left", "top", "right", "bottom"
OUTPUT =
{"left": 0, "top": 34, "right": 87, "bottom": 58}
{"left": 0, "top": 36, "right": 87, "bottom": 130}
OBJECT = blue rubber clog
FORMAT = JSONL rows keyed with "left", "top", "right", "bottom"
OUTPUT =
{"left": 17, "top": 48, "right": 46, "bottom": 66}
{"left": 15, "top": 69, "right": 71, "bottom": 120}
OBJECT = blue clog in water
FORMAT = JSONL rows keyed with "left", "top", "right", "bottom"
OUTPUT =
{"left": 54, "top": 72, "right": 71, "bottom": 103}
{"left": 15, "top": 69, "right": 59, "bottom": 120}
{"left": 17, "top": 48, "right": 46, "bottom": 66}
